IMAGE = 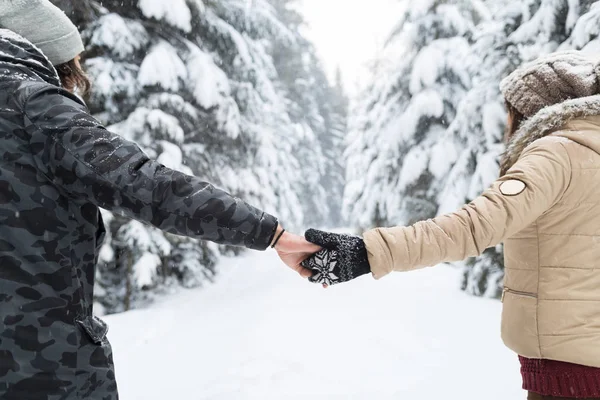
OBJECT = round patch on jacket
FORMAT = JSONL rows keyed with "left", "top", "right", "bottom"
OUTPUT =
{"left": 500, "top": 180, "right": 526, "bottom": 196}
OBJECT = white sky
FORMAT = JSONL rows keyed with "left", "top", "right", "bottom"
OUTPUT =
{"left": 298, "top": 0, "right": 406, "bottom": 96}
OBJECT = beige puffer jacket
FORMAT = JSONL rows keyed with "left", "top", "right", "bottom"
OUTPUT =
{"left": 364, "top": 108, "right": 600, "bottom": 368}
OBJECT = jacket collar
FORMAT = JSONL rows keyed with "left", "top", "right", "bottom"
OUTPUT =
{"left": 501, "top": 94, "right": 600, "bottom": 174}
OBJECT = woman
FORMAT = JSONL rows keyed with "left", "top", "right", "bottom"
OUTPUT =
{"left": 304, "top": 51, "right": 600, "bottom": 399}
{"left": 0, "top": 1, "right": 319, "bottom": 399}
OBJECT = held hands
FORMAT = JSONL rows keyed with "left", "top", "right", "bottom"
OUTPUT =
{"left": 272, "top": 226, "right": 322, "bottom": 278}
{"left": 272, "top": 226, "right": 372, "bottom": 286}
{"left": 300, "top": 229, "right": 371, "bottom": 286}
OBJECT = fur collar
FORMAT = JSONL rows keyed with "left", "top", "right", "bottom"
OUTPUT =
{"left": 500, "top": 94, "right": 600, "bottom": 174}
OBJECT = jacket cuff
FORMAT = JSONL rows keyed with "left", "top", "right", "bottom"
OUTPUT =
{"left": 363, "top": 228, "right": 395, "bottom": 280}
{"left": 247, "top": 212, "right": 279, "bottom": 251}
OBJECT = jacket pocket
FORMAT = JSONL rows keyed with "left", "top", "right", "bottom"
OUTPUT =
{"left": 501, "top": 287, "right": 541, "bottom": 358}
{"left": 76, "top": 315, "right": 109, "bottom": 345}
{"left": 501, "top": 287, "right": 537, "bottom": 302}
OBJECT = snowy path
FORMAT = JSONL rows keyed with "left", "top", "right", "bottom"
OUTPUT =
{"left": 105, "top": 252, "right": 523, "bottom": 400}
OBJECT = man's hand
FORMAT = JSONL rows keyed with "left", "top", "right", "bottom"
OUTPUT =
{"left": 272, "top": 226, "right": 321, "bottom": 278}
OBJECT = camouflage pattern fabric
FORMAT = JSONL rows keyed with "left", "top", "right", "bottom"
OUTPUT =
{"left": 0, "top": 29, "right": 278, "bottom": 399}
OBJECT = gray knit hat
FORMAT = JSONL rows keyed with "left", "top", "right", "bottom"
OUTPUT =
{"left": 500, "top": 51, "right": 600, "bottom": 118}
{"left": 0, "top": 0, "right": 84, "bottom": 66}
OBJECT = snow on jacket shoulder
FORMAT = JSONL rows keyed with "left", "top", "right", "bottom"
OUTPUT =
{"left": 0, "top": 29, "right": 276, "bottom": 399}
{"left": 363, "top": 107, "right": 600, "bottom": 368}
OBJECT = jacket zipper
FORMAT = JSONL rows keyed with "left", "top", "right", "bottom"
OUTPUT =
{"left": 501, "top": 287, "right": 538, "bottom": 302}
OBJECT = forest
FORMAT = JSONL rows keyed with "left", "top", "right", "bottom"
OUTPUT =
{"left": 49, "top": 0, "right": 600, "bottom": 313}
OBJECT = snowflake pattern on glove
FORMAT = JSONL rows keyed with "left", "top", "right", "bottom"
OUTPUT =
{"left": 302, "top": 229, "right": 372, "bottom": 286}
{"left": 306, "top": 249, "right": 340, "bottom": 286}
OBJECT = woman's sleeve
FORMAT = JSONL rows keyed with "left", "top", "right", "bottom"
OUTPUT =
{"left": 21, "top": 83, "right": 278, "bottom": 250}
{"left": 363, "top": 137, "right": 572, "bottom": 279}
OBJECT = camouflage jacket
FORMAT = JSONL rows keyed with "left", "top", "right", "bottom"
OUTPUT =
{"left": 0, "top": 30, "right": 278, "bottom": 399}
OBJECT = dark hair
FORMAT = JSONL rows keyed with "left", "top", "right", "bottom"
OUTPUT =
{"left": 504, "top": 101, "right": 525, "bottom": 143}
{"left": 500, "top": 101, "right": 526, "bottom": 175}
{"left": 55, "top": 58, "right": 91, "bottom": 101}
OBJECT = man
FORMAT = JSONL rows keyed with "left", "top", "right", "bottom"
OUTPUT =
{"left": 0, "top": 1, "right": 319, "bottom": 398}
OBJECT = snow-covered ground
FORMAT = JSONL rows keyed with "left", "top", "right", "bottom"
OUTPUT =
{"left": 105, "top": 251, "right": 523, "bottom": 400}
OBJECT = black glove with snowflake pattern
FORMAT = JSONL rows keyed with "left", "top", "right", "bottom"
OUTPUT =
{"left": 301, "top": 229, "right": 371, "bottom": 286}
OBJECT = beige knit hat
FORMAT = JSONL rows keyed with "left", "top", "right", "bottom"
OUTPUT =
{"left": 0, "top": 0, "right": 84, "bottom": 66}
{"left": 500, "top": 51, "right": 600, "bottom": 118}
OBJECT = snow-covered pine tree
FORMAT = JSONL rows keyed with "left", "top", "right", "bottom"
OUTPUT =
{"left": 345, "top": 0, "right": 600, "bottom": 299}
{"left": 269, "top": 0, "right": 347, "bottom": 227}
{"left": 560, "top": 1, "right": 600, "bottom": 51}
{"left": 324, "top": 68, "right": 349, "bottom": 227}
{"left": 52, "top": 0, "right": 344, "bottom": 313}
{"left": 344, "top": 0, "right": 480, "bottom": 230}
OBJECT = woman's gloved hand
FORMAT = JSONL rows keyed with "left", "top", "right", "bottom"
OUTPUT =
{"left": 301, "top": 229, "right": 371, "bottom": 286}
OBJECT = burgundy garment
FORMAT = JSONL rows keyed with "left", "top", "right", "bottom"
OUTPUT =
{"left": 521, "top": 356, "right": 600, "bottom": 399}
{"left": 528, "top": 393, "right": 600, "bottom": 400}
